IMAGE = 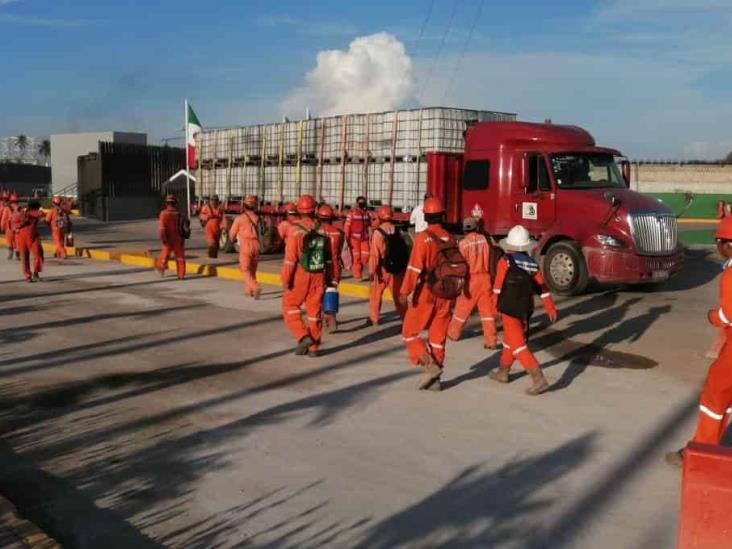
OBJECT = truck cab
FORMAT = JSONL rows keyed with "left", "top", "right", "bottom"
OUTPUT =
{"left": 456, "top": 121, "right": 683, "bottom": 294}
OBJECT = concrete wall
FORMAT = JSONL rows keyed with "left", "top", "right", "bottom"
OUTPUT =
{"left": 81, "top": 195, "right": 160, "bottom": 222}
{"left": 632, "top": 164, "right": 732, "bottom": 194}
{"left": 50, "top": 131, "right": 146, "bottom": 195}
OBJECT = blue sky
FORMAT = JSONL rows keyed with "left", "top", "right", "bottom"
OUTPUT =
{"left": 1, "top": 0, "right": 731, "bottom": 159}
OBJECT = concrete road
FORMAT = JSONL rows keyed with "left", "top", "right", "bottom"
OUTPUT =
{"left": 0, "top": 247, "right": 723, "bottom": 548}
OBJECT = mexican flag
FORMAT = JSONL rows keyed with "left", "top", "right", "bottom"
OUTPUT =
{"left": 186, "top": 102, "right": 202, "bottom": 168}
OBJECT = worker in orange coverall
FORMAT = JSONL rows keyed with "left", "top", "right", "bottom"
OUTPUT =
{"left": 14, "top": 199, "right": 45, "bottom": 282}
{"left": 368, "top": 205, "right": 407, "bottom": 326}
{"left": 489, "top": 225, "right": 557, "bottom": 395}
{"left": 157, "top": 194, "right": 186, "bottom": 279}
{"left": 277, "top": 202, "right": 297, "bottom": 247}
{"left": 398, "top": 197, "right": 456, "bottom": 392}
{"left": 344, "top": 196, "right": 371, "bottom": 280}
{"left": 447, "top": 216, "right": 498, "bottom": 349}
{"left": 281, "top": 194, "right": 328, "bottom": 357}
{"left": 316, "top": 203, "right": 343, "bottom": 332}
{"left": 666, "top": 215, "right": 732, "bottom": 466}
{"left": 229, "top": 195, "right": 261, "bottom": 299}
{"left": 199, "top": 195, "right": 225, "bottom": 258}
{"left": 1, "top": 192, "right": 19, "bottom": 260}
{"left": 45, "top": 196, "right": 71, "bottom": 259}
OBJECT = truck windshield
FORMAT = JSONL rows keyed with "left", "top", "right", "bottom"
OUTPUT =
{"left": 550, "top": 153, "right": 626, "bottom": 190}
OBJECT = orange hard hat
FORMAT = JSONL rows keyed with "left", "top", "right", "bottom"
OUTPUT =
{"left": 297, "top": 194, "right": 316, "bottom": 214}
{"left": 164, "top": 194, "right": 176, "bottom": 203}
{"left": 423, "top": 197, "right": 444, "bottom": 214}
{"left": 9, "top": 193, "right": 18, "bottom": 203}
{"left": 317, "top": 204, "right": 334, "bottom": 219}
{"left": 283, "top": 202, "right": 297, "bottom": 215}
{"left": 716, "top": 216, "right": 732, "bottom": 240}
{"left": 243, "top": 195, "right": 257, "bottom": 207}
{"left": 377, "top": 205, "right": 393, "bottom": 220}
{"left": 52, "top": 195, "right": 62, "bottom": 205}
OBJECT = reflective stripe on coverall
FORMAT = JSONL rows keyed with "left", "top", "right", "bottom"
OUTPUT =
{"left": 229, "top": 211, "right": 261, "bottom": 297}
{"left": 319, "top": 222, "right": 343, "bottom": 330}
{"left": 493, "top": 255, "right": 556, "bottom": 369}
{"left": 400, "top": 225, "right": 455, "bottom": 367}
{"left": 157, "top": 206, "right": 186, "bottom": 279}
{"left": 281, "top": 217, "right": 327, "bottom": 352}
{"left": 369, "top": 221, "right": 406, "bottom": 325}
{"left": 447, "top": 232, "right": 497, "bottom": 347}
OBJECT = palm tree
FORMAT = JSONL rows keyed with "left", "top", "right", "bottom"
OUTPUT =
{"left": 14, "top": 135, "right": 29, "bottom": 161}
{"left": 38, "top": 139, "right": 51, "bottom": 166}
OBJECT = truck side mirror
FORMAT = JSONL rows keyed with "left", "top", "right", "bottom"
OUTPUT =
{"left": 620, "top": 160, "right": 631, "bottom": 187}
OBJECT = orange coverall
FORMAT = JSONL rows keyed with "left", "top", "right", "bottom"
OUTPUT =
{"left": 157, "top": 205, "right": 186, "bottom": 279}
{"left": 229, "top": 211, "right": 261, "bottom": 297}
{"left": 200, "top": 203, "right": 225, "bottom": 258}
{"left": 693, "top": 259, "right": 732, "bottom": 444}
{"left": 1, "top": 203, "right": 15, "bottom": 252}
{"left": 493, "top": 254, "right": 556, "bottom": 370}
{"left": 319, "top": 222, "right": 343, "bottom": 330}
{"left": 400, "top": 225, "right": 456, "bottom": 367}
{"left": 277, "top": 217, "right": 295, "bottom": 246}
{"left": 344, "top": 207, "right": 371, "bottom": 279}
{"left": 369, "top": 221, "right": 406, "bottom": 325}
{"left": 447, "top": 232, "right": 498, "bottom": 347}
{"left": 45, "top": 206, "right": 70, "bottom": 258}
{"left": 281, "top": 217, "right": 327, "bottom": 353}
{"left": 14, "top": 209, "right": 43, "bottom": 280}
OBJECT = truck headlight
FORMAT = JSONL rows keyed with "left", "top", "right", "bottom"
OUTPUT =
{"left": 597, "top": 234, "right": 626, "bottom": 248}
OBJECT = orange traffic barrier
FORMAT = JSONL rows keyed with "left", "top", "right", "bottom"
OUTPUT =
{"left": 678, "top": 442, "right": 732, "bottom": 548}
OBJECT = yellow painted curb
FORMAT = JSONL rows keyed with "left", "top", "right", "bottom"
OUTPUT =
{"left": 678, "top": 218, "right": 719, "bottom": 225}
{"left": 57, "top": 243, "right": 378, "bottom": 300}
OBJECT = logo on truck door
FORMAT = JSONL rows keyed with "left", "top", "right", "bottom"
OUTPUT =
{"left": 522, "top": 202, "right": 538, "bottom": 220}
{"left": 471, "top": 203, "right": 484, "bottom": 219}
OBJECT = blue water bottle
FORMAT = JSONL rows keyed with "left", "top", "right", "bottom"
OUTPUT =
{"left": 323, "top": 287, "right": 339, "bottom": 314}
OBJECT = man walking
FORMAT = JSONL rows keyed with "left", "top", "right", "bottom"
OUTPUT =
{"left": 14, "top": 199, "right": 45, "bottom": 282}
{"left": 369, "top": 205, "right": 407, "bottom": 326}
{"left": 229, "top": 195, "right": 261, "bottom": 298}
{"left": 157, "top": 194, "right": 187, "bottom": 279}
{"left": 45, "top": 196, "right": 71, "bottom": 259}
{"left": 199, "top": 195, "right": 225, "bottom": 258}
{"left": 317, "top": 203, "right": 343, "bottom": 332}
{"left": 447, "top": 216, "right": 498, "bottom": 349}
{"left": 344, "top": 196, "right": 371, "bottom": 280}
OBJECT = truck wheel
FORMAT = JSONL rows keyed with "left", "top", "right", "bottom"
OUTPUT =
{"left": 543, "top": 242, "right": 589, "bottom": 295}
{"left": 220, "top": 231, "right": 236, "bottom": 254}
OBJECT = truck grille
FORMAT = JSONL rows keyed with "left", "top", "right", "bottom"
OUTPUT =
{"left": 629, "top": 213, "right": 678, "bottom": 255}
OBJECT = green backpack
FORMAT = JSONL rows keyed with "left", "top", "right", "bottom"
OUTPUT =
{"left": 296, "top": 222, "right": 329, "bottom": 273}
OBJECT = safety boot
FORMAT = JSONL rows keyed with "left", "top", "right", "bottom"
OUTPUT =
{"left": 15, "top": 251, "right": 19, "bottom": 260}
{"left": 664, "top": 449, "right": 684, "bottom": 468}
{"left": 6, "top": 248, "right": 13, "bottom": 260}
{"left": 253, "top": 287, "right": 262, "bottom": 300}
{"left": 32, "top": 272, "right": 40, "bottom": 282}
{"left": 417, "top": 354, "right": 442, "bottom": 390}
{"left": 525, "top": 368, "right": 549, "bottom": 395}
{"left": 488, "top": 366, "right": 510, "bottom": 383}
{"left": 157, "top": 268, "right": 165, "bottom": 278}
{"left": 484, "top": 343, "right": 499, "bottom": 351}
{"left": 295, "top": 335, "right": 315, "bottom": 356}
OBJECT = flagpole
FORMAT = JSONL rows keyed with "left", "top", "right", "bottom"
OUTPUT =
{"left": 184, "top": 99, "right": 191, "bottom": 219}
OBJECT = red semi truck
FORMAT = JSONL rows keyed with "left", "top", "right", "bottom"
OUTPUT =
{"left": 423, "top": 120, "right": 683, "bottom": 294}
{"left": 208, "top": 118, "right": 683, "bottom": 295}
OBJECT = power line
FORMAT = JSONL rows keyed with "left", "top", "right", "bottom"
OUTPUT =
{"left": 417, "top": 0, "right": 463, "bottom": 105}
{"left": 411, "top": 0, "right": 436, "bottom": 62}
{"left": 441, "top": 0, "right": 484, "bottom": 105}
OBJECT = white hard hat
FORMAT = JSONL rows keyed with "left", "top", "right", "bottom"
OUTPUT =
{"left": 499, "top": 225, "right": 536, "bottom": 252}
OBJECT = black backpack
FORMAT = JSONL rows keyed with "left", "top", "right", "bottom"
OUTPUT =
{"left": 377, "top": 227, "right": 409, "bottom": 275}
{"left": 177, "top": 215, "right": 191, "bottom": 239}
{"left": 488, "top": 241, "right": 505, "bottom": 282}
{"left": 497, "top": 254, "right": 540, "bottom": 319}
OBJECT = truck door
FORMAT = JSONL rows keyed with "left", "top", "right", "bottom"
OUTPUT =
{"left": 513, "top": 153, "right": 556, "bottom": 233}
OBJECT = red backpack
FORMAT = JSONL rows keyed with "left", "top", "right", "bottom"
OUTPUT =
{"left": 425, "top": 230, "right": 468, "bottom": 299}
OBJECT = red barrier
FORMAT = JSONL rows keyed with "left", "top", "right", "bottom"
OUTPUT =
{"left": 678, "top": 442, "right": 732, "bottom": 548}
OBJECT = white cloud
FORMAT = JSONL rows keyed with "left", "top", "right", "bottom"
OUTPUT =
{"left": 283, "top": 32, "right": 415, "bottom": 117}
